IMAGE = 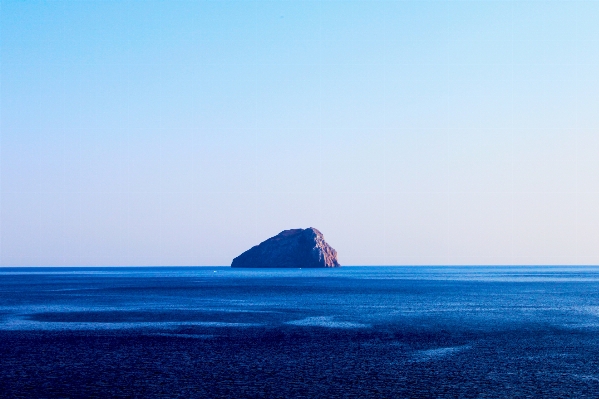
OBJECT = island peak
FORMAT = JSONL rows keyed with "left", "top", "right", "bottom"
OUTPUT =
{"left": 231, "top": 227, "right": 340, "bottom": 268}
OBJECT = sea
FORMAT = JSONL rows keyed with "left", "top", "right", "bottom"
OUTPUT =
{"left": 2, "top": 266, "right": 599, "bottom": 398}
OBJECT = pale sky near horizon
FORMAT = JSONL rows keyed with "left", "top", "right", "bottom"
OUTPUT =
{"left": 2, "top": 0, "right": 599, "bottom": 266}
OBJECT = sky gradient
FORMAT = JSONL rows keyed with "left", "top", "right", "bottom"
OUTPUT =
{"left": 2, "top": 0, "right": 599, "bottom": 266}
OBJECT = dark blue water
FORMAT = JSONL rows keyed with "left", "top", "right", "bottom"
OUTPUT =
{"left": 2, "top": 266, "right": 599, "bottom": 398}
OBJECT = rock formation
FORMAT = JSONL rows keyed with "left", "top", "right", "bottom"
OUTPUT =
{"left": 231, "top": 228, "right": 340, "bottom": 268}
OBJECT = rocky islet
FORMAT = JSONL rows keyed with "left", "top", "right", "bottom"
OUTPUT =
{"left": 231, "top": 228, "right": 340, "bottom": 268}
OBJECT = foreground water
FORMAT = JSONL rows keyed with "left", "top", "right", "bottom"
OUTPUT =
{"left": 2, "top": 266, "right": 599, "bottom": 398}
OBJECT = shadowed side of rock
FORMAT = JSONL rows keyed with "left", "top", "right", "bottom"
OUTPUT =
{"left": 231, "top": 228, "right": 340, "bottom": 268}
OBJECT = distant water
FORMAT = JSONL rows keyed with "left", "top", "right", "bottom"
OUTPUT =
{"left": 2, "top": 266, "right": 599, "bottom": 398}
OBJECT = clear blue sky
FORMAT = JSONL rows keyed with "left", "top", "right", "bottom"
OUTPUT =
{"left": 2, "top": 0, "right": 598, "bottom": 266}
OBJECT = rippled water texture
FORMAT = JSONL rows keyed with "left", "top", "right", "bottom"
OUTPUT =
{"left": 2, "top": 266, "right": 599, "bottom": 397}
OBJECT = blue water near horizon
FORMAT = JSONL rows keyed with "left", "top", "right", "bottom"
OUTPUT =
{"left": 3, "top": 266, "right": 599, "bottom": 397}
{"left": 3, "top": 266, "right": 599, "bottom": 330}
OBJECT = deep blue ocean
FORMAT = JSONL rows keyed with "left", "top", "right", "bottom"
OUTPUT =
{"left": 2, "top": 266, "right": 599, "bottom": 398}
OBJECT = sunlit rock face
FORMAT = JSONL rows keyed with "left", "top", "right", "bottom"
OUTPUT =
{"left": 231, "top": 228, "right": 340, "bottom": 268}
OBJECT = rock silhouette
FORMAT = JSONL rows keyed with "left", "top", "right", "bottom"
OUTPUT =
{"left": 231, "top": 228, "right": 340, "bottom": 268}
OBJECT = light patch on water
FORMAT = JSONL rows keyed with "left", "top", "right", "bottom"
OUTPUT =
{"left": 152, "top": 333, "right": 215, "bottom": 339}
{"left": 579, "top": 306, "right": 599, "bottom": 317}
{"left": 0, "top": 318, "right": 263, "bottom": 331}
{"left": 412, "top": 345, "right": 471, "bottom": 362}
{"left": 564, "top": 306, "right": 599, "bottom": 329}
{"left": 285, "top": 316, "right": 369, "bottom": 329}
{"left": 572, "top": 374, "right": 599, "bottom": 382}
{"left": 562, "top": 322, "right": 599, "bottom": 330}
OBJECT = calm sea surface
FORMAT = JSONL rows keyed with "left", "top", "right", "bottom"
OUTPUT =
{"left": 2, "top": 266, "right": 599, "bottom": 398}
